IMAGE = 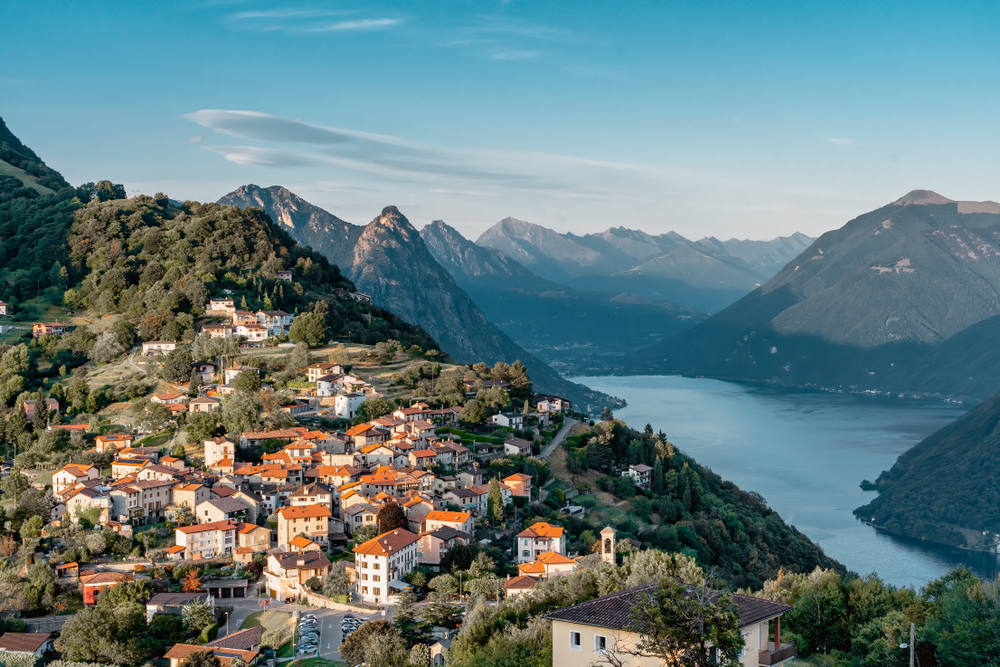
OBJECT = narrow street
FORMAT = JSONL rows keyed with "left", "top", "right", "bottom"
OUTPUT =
{"left": 539, "top": 417, "right": 578, "bottom": 459}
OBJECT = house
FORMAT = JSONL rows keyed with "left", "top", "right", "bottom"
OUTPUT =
{"left": 516, "top": 522, "right": 566, "bottom": 563}
{"left": 276, "top": 504, "right": 331, "bottom": 549}
{"left": 53, "top": 464, "right": 99, "bottom": 496}
{"left": 202, "top": 324, "right": 234, "bottom": 339}
{"left": 231, "top": 311, "right": 258, "bottom": 327}
{"left": 81, "top": 571, "right": 134, "bottom": 606}
{"left": 164, "top": 644, "right": 258, "bottom": 667}
{"left": 235, "top": 523, "right": 271, "bottom": 563}
{"left": 22, "top": 398, "right": 59, "bottom": 422}
{"left": 265, "top": 551, "right": 331, "bottom": 601}
{"left": 95, "top": 433, "right": 133, "bottom": 453}
{"left": 189, "top": 396, "right": 221, "bottom": 414}
{"left": 0, "top": 302, "right": 8, "bottom": 316}
{"left": 627, "top": 464, "right": 654, "bottom": 489}
{"left": 202, "top": 437, "right": 235, "bottom": 469}
{"left": 334, "top": 392, "right": 365, "bottom": 419}
{"left": 256, "top": 310, "right": 294, "bottom": 335}
{"left": 424, "top": 510, "right": 474, "bottom": 535}
{"left": 347, "top": 425, "right": 389, "bottom": 449}
{"left": 64, "top": 487, "right": 112, "bottom": 522}
{"left": 111, "top": 458, "right": 150, "bottom": 478}
{"left": 544, "top": 584, "right": 794, "bottom": 667}
{"left": 192, "top": 362, "right": 217, "bottom": 382}
{"left": 160, "top": 456, "right": 186, "bottom": 471}
{"left": 408, "top": 449, "right": 439, "bottom": 470}
{"left": 344, "top": 503, "right": 379, "bottom": 532}
{"left": 206, "top": 297, "right": 236, "bottom": 314}
{"left": 504, "top": 437, "right": 534, "bottom": 456}
{"left": 456, "top": 469, "right": 484, "bottom": 490}
{"left": 353, "top": 529, "right": 420, "bottom": 604}
{"left": 172, "top": 483, "right": 210, "bottom": 510}
{"left": 288, "top": 536, "right": 322, "bottom": 553}
{"left": 197, "top": 498, "right": 251, "bottom": 524}
{"left": 110, "top": 479, "right": 175, "bottom": 520}
{"left": 135, "top": 464, "right": 180, "bottom": 482}
{"left": 491, "top": 412, "right": 524, "bottom": 428}
{"left": 352, "top": 292, "right": 372, "bottom": 304}
{"left": 32, "top": 322, "right": 65, "bottom": 337}
{"left": 236, "top": 324, "right": 268, "bottom": 342}
{"left": 502, "top": 473, "right": 532, "bottom": 497}
{"left": 277, "top": 270, "right": 293, "bottom": 282}
{"left": 173, "top": 520, "right": 239, "bottom": 559}
{"left": 142, "top": 341, "right": 177, "bottom": 356}
{"left": 442, "top": 488, "right": 479, "bottom": 512}
{"left": 534, "top": 394, "right": 571, "bottom": 414}
{"left": 417, "top": 527, "right": 470, "bottom": 568}
{"left": 289, "top": 483, "right": 333, "bottom": 510}
{"left": 225, "top": 365, "right": 259, "bottom": 385}
{"left": 151, "top": 392, "right": 184, "bottom": 405}
{"left": 0, "top": 632, "right": 54, "bottom": 655}
{"left": 239, "top": 429, "right": 299, "bottom": 448}
{"left": 504, "top": 575, "right": 538, "bottom": 599}
{"left": 307, "top": 363, "right": 345, "bottom": 382}
{"left": 518, "top": 552, "right": 579, "bottom": 579}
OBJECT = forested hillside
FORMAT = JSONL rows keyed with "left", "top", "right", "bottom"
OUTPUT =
{"left": 0, "top": 116, "right": 69, "bottom": 191}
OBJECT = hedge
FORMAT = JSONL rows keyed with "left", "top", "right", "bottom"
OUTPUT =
{"left": 197, "top": 621, "right": 219, "bottom": 644}
{"left": 0, "top": 652, "right": 43, "bottom": 667}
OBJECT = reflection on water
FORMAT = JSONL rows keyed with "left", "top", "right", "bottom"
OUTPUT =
{"left": 574, "top": 375, "right": 992, "bottom": 588}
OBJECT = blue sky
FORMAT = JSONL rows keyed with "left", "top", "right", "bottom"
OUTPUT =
{"left": 2, "top": 1, "right": 998, "bottom": 240}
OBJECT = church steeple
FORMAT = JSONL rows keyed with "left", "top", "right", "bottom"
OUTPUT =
{"left": 600, "top": 525, "right": 616, "bottom": 564}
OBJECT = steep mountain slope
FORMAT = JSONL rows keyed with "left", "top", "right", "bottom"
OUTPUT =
{"left": 854, "top": 390, "right": 1000, "bottom": 549}
{"left": 218, "top": 188, "right": 620, "bottom": 411}
{"left": 476, "top": 217, "right": 812, "bottom": 312}
{"left": 629, "top": 191, "right": 1000, "bottom": 399}
{"left": 218, "top": 185, "right": 362, "bottom": 271}
{"left": 0, "top": 116, "right": 69, "bottom": 192}
{"left": 421, "top": 220, "right": 705, "bottom": 374}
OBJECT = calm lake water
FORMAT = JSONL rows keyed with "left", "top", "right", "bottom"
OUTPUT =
{"left": 574, "top": 375, "right": 1000, "bottom": 589}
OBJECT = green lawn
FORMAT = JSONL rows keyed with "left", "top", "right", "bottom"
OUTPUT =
{"left": 136, "top": 427, "right": 174, "bottom": 448}
{"left": 287, "top": 659, "right": 346, "bottom": 667}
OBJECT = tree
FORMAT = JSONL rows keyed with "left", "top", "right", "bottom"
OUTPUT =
{"left": 487, "top": 478, "right": 504, "bottom": 523}
{"left": 189, "top": 370, "right": 202, "bottom": 397}
{"left": 323, "top": 564, "right": 351, "bottom": 598}
{"left": 460, "top": 399, "right": 487, "bottom": 425}
{"left": 621, "top": 576, "right": 743, "bottom": 667}
{"left": 377, "top": 501, "right": 408, "bottom": 534}
{"left": 924, "top": 574, "right": 1000, "bottom": 666}
{"left": 232, "top": 369, "right": 261, "bottom": 394}
{"left": 601, "top": 406, "right": 614, "bottom": 422}
{"left": 89, "top": 331, "right": 127, "bottom": 363}
{"left": 352, "top": 524, "right": 379, "bottom": 545}
{"left": 289, "top": 342, "right": 309, "bottom": 371}
{"left": 220, "top": 391, "right": 260, "bottom": 436}
{"left": 288, "top": 312, "right": 327, "bottom": 347}
{"left": 409, "top": 643, "right": 430, "bottom": 667}
{"left": 131, "top": 399, "right": 171, "bottom": 433}
{"left": 161, "top": 348, "right": 193, "bottom": 383}
{"left": 186, "top": 411, "right": 220, "bottom": 444}
{"left": 182, "top": 651, "right": 222, "bottom": 667}
{"left": 652, "top": 458, "right": 665, "bottom": 496}
{"left": 359, "top": 397, "right": 394, "bottom": 421}
{"left": 341, "top": 620, "right": 403, "bottom": 667}
{"left": 182, "top": 598, "right": 216, "bottom": 633}
{"left": 7, "top": 403, "right": 28, "bottom": 441}
{"left": 424, "top": 591, "right": 461, "bottom": 627}
{"left": 182, "top": 569, "right": 202, "bottom": 592}
{"left": 19, "top": 515, "right": 42, "bottom": 539}
{"left": 393, "top": 587, "right": 432, "bottom": 646}
{"left": 428, "top": 573, "right": 459, "bottom": 598}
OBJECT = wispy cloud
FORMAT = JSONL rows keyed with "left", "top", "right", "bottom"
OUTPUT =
{"left": 186, "top": 135, "right": 205, "bottom": 144}
{"left": 823, "top": 137, "right": 856, "bottom": 146}
{"left": 227, "top": 7, "right": 400, "bottom": 34}
{"left": 491, "top": 50, "right": 539, "bottom": 60}
{"left": 204, "top": 145, "right": 327, "bottom": 167}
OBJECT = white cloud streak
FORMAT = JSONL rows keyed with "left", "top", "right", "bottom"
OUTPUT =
{"left": 491, "top": 50, "right": 540, "bottom": 60}
{"left": 823, "top": 137, "right": 856, "bottom": 146}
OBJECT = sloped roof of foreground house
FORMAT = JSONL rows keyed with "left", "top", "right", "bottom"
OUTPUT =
{"left": 544, "top": 583, "right": 792, "bottom": 630}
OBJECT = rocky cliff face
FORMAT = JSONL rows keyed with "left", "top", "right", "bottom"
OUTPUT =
{"left": 218, "top": 188, "right": 622, "bottom": 411}
{"left": 218, "top": 185, "right": 362, "bottom": 271}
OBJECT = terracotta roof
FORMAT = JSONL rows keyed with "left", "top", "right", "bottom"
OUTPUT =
{"left": 153, "top": 393, "right": 183, "bottom": 400}
{"left": 176, "top": 520, "right": 238, "bottom": 534}
{"left": 289, "top": 536, "right": 317, "bottom": 549}
{"left": 354, "top": 529, "right": 420, "bottom": 557}
{"left": 544, "top": 583, "right": 793, "bottom": 630}
{"left": 517, "top": 521, "right": 564, "bottom": 539}
{"left": 211, "top": 485, "right": 238, "bottom": 498}
{"left": 0, "top": 632, "right": 51, "bottom": 652}
{"left": 278, "top": 505, "right": 331, "bottom": 519}
{"left": 425, "top": 510, "right": 471, "bottom": 523}
{"left": 411, "top": 449, "right": 437, "bottom": 458}
{"left": 166, "top": 545, "right": 187, "bottom": 554}
{"left": 81, "top": 571, "right": 134, "bottom": 585}
{"left": 504, "top": 575, "right": 538, "bottom": 590}
{"left": 503, "top": 473, "right": 532, "bottom": 483}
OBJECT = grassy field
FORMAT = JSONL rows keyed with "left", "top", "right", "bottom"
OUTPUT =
{"left": 242, "top": 609, "right": 294, "bottom": 632}
{"left": 136, "top": 427, "right": 174, "bottom": 449}
{"left": 0, "top": 161, "right": 54, "bottom": 194}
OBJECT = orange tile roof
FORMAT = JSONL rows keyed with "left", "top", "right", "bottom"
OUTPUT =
{"left": 517, "top": 521, "right": 564, "bottom": 539}
{"left": 503, "top": 473, "right": 532, "bottom": 483}
{"left": 176, "top": 520, "right": 238, "bottom": 534}
{"left": 278, "top": 505, "right": 331, "bottom": 519}
{"left": 353, "top": 529, "right": 420, "bottom": 557}
{"left": 166, "top": 545, "right": 187, "bottom": 554}
{"left": 289, "top": 536, "right": 317, "bottom": 548}
{"left": 425, "top": 510, "right": 471, "bottom": 523}
{"left": 346, "top": 424, "right": 375, "bottom": 437}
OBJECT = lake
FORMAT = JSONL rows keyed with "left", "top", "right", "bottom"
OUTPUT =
{"left": 574, "top": 375, "right": 1000, "bottom": 589}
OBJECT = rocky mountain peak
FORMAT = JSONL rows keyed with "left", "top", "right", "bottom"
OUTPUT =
{"left": 892, "top": 190, "right": 954, "bottom": 206}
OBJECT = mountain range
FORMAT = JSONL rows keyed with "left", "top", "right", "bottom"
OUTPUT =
{"left": 476, "top": 217, "right": 813, "bottom": 313}
{"left": 218, "top": 185, "right": 622, "bottom": 412}
{"left": 628, "top": 190, "right": 1000, "bottom": 401}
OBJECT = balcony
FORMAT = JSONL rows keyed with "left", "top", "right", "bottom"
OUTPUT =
{"left": 759, "top": 643, "right": 795, "bottom": 665}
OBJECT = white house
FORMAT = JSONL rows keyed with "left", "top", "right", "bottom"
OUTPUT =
{"left": 353, "top": 529, "right": 420, "bottom": 605}
{"left": 491, "top": 412, "right": 524, "bottom": 428}
{"left": 142, "top": 341, "right": 177, "bottom": 356}
{"left": 334, "top": 392, "right": 365, "bottom": 419}
{"left": 256, "top": 310, "right": 295, "bottom": 335}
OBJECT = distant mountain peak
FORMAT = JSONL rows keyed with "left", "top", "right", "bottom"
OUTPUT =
{"left": 892, "top": 190, "right": 954, "bottom": 206}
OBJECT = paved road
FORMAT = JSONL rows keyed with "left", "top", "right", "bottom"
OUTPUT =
{"left": 539, "top": 418, "right": 578, "bottom": 459}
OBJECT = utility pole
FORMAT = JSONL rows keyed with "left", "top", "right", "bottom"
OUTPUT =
{"left": 910, "top": 623, "right": 915, "bottom": 667}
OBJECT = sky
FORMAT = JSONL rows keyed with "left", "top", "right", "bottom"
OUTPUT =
{"left": 2, "top": 1, "right": 999, "bottom": 241}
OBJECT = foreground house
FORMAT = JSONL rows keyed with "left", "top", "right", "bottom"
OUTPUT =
{"left": 353, "top": 529, "right": 420, "bottom": 605}
{"left": 81, "top": 571, "right": 134, "bottom": 606}
{"left": 516, "top": 521, "right": 566, "bottom": 563}
{"left": 0, "top": 632, "right": 54, "bottom": 655}
{"left": 265, "top": 551, "right": 331, "bottom": 601}
{"left": 544, "top": 584, "right": 794, "bottom": 667}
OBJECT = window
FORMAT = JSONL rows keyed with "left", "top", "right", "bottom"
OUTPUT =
{"left": 569, "top": 632, "right": 581, "bottom": 650}
{"left": 362, "top": 573, "right": 368, "bottom": 581}
{"left": 522, "top": 550, "right": 531, "bottom": 558}
{"left": 740, "top": 632, "right": 750, "bottom": 658}
{"left": 594, "top": 635, "right": 607, "bottom": 654}
{"left": 373, "top": 588, "right": 380, "bottom": 596}
{"left": 373, "top": 575, "right": 380, "bottom": 582}
{"left": 362, "top": 586, "right": 368, "bottom": 594}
